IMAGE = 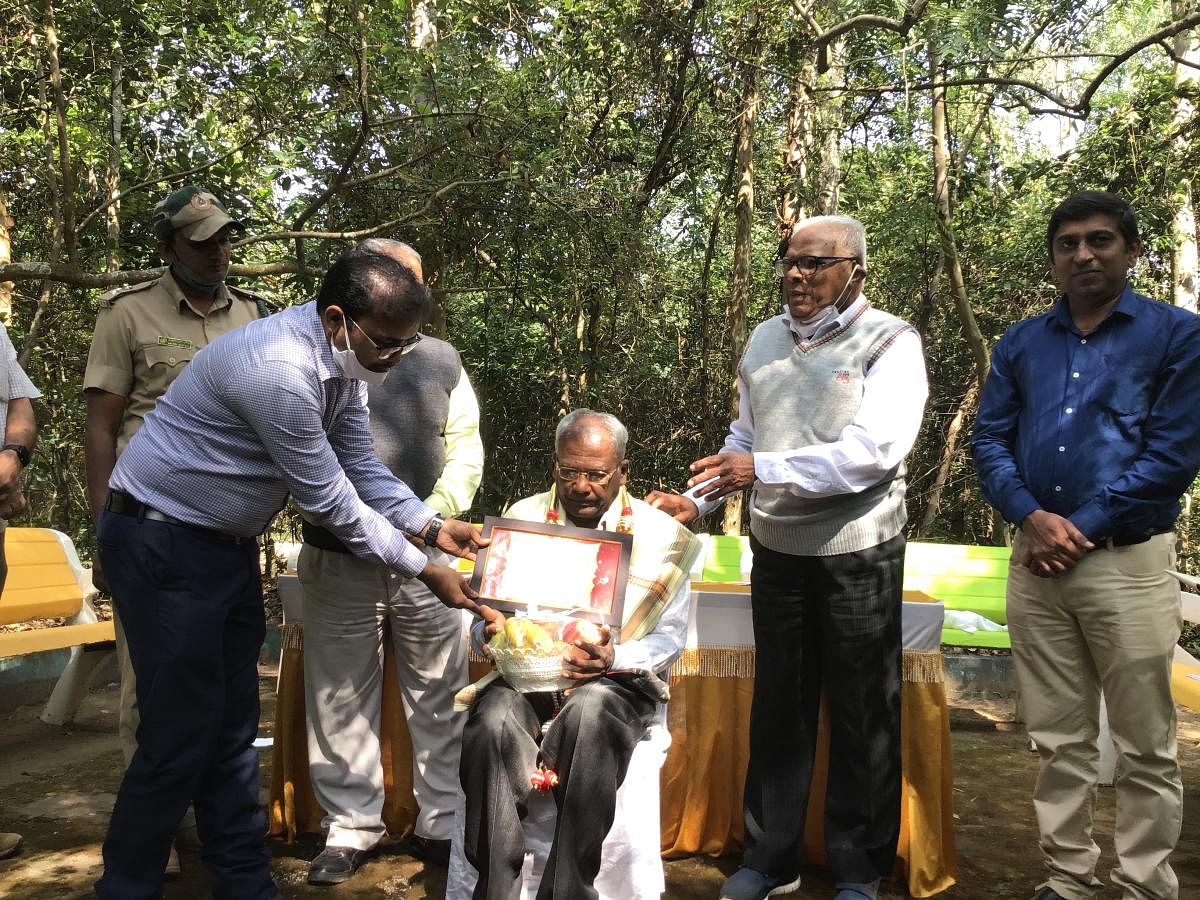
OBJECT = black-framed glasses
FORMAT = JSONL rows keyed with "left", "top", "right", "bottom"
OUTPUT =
{"left": 346, "top": 315, "right": 423, "bottom": 359}
{"left": 773, "top": 255, "right": 858, "bottom": 278}
{"left": 555, "top": 463, "right": 618, "bottom": 486}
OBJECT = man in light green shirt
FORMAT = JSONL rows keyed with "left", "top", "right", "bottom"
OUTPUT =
{"left": 299, "top": 240, "right": 485, "bottom": 885}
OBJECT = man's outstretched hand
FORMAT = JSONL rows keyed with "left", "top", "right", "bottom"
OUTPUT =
{"left": 418, "top": 562, "right": 484, "bottom": 613}
{"left": 430, "top": 518, "right": 490, "bottom": 561}
{"left": 645, "top": 490, "right": 699, "bottom": 524}
{"left": 686, "top": 452, "right": 755, "bottom": 501}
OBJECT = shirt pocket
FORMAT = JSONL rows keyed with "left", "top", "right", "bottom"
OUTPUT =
{"left": 142, "top": 344, "right": 196, "bottom": 371}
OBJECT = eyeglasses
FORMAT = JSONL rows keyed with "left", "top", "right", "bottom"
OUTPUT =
{"left": 773, "top": 255, "right": 859, "bottom": 278}
{"left": 555, "top": 463, "right": 618, "bottom": 486}
{"left": 346, "top": 315, "right": 423, "bottom": 360}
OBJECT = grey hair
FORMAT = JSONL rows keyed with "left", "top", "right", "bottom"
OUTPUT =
{"left": 793, "top": 215, "right": 868, "bottom": 265}
{"left": 555, "top": 409, "right": 629, "bottom": 459}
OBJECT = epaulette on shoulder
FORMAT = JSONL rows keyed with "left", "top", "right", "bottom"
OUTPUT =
{"left": 227, "top": 284, "right": 276, "bottom": 319}
{"left": 97, "top": 279, "right": 157, "bottom": 310}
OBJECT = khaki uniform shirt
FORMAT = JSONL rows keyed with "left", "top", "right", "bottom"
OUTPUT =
{"left": 83, "top": 269, "right": 264, "bottom": 454}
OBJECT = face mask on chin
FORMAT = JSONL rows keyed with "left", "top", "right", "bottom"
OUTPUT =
{"left": 170, "top": 259, "right": 223, "bottom": 293}
{"left": 330, "top": 319, "right": 388, "bottom": 385}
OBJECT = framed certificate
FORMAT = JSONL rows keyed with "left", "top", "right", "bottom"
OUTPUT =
{"left": 469, "top": 516, "right": 633, "bottom": 628}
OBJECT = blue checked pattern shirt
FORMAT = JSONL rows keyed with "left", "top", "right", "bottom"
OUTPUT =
{"left": 972, "top": 286, "right": 1200, "bottom": 542}
{"left": 110, "top": 301, "right": 435, "bottom": 577}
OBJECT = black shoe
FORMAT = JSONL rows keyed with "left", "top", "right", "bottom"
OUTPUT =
{"left": 307, "top": 845, "right": 374, "bottom": 885}
{"left": 1030, "top": 889, "right": 1068, "bottom": 900}
{"left": 404, "top": 834, "right": 451, "bottom": 867}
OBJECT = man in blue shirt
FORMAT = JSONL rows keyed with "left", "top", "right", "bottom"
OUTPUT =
{"left": 94, "top": 251, "right": 499, "bottom": 900}
{"left": 973, "top": 191, "right": 1200, "bottom": 900}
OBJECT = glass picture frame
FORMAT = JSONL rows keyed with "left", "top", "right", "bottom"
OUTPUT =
{"left": 468, "top": 515, "right": 633, "bottom": 630}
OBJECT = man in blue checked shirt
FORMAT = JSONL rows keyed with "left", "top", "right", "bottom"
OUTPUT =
{"left": 972, "top": 191, "right": 1200, "bottom": 900}
{"left": 93, "top": 250, "right": 501, "bottom": 900}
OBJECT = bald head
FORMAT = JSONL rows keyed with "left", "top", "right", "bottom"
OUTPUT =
{"left": 346, "top": 238, "right": 424, "bottom": 283}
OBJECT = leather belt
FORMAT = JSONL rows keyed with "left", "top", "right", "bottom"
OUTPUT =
{"left": 1099, "top": 531, "right": 1166, "bottom": 550}
{"left": 105, "top": 490, "right": 252, "bottom": 545}
{"left": 301, "top": 519, "right": 351, "bottom": 554}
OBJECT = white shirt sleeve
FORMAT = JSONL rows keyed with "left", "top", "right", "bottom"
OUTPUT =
{"left": 610, "top": 575, "right": 691, "bottom": 675}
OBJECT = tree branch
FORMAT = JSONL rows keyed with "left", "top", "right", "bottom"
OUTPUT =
{"left": 76, "top": 129, "right": 270, "bottom": 234}
{"left": 790, "top": 0, "right": 931, "bottom": 49}
{"left": 0, "top": 260, "right": 308, "bottom": 288}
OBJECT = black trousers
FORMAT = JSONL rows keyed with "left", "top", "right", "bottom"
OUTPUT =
{"left": 460, "top": 676, "right": 656, "bottom": 900}
{"left": 741, "top": 533, "right": 904, "bottom": 885}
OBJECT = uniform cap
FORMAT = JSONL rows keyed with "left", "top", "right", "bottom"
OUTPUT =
{"left": 152, "top": 186, "right": 245, "bottom": 242}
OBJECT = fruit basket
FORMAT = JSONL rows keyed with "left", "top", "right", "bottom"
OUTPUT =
{"left": 488, "top": 615, "right": 603, "bottom": 693}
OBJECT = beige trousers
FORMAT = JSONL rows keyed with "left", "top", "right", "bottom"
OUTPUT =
{"left": 1007, "top": 531, "right": 1182, "bottom": 900}
{"left": 299, "top": 545, "right": 469, "bottom": 850}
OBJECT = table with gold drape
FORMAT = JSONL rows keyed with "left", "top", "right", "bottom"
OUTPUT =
{"left": 267, "top": 585, "right": 956, "bottom": 897}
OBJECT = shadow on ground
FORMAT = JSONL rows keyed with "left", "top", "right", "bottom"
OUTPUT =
{"left": 2, "top": 666, "right": 1200, "bottom": 898}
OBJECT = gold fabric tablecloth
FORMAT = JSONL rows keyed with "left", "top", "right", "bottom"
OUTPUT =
{"left": 268, "top": 629, "right": 956, "bottom": 897}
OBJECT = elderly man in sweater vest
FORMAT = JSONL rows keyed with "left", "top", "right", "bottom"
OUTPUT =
{"left": 300, "top": 239, "right": 486, "bottom": 885}
{"left": 649, "top": 216, "right": 928, "bottom": 900}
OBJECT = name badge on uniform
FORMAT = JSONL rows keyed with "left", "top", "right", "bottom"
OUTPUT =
{"left": 157, "top": 336, "right": 193, "bottom": 350}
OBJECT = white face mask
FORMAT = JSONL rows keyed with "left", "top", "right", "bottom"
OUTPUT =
{"left": 330, "top": 319, "right": 388, "bottom": 385}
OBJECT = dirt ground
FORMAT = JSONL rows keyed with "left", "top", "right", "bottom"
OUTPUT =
{"left": 3, "top": 669, "right": 1200, "bottom": 899}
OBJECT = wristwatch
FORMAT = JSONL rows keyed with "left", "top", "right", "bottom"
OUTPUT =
{"left": 2, "top": 444, "right": 31, "bottom": 468}
{"left": 423, "top": 515, "right": 444, "bottom": 547}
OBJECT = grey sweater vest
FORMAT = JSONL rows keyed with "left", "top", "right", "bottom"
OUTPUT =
{"left": 303, "top": 337, "right": 462, "bottom": 550}
{"left": 367, "top": 336, "right": 462, "bottom": 500}
{"left": 744, "top": 305, "right": 915, "bottom": 556}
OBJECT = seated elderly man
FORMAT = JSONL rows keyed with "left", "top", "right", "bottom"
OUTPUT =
{"left": 459, "top": 409, "right": 701, "bottom": 900}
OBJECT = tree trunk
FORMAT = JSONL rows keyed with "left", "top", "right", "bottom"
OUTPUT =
{"left": 42, "top": 0, "right": 77, "bottom": 265}
{"left": 0, "top": 189, "right": 12, "bottom": 321}
{"left": 1172, "top": 0, "right": 1198, "bottom": 312}
{"left": 929, "top": 34, "right": 989, "bottom": 388}
{"left": 699, "top": 139, "right": 737, "bottom": 452}
{"left": 106, "top": 44, "right": 124, "bottom": 272}
{"left": 917, "top": 379, "right": 979, "bottom": 536}
{"left": 722, "top": 47, "right": 761, "bottom": 537}
{"left": 815, "top": 41, "right": 845, "bottom": 215}
{"left": 22, "top": 55, "right": 66, "bottom": 366}
{"left": 779, "top": 72, "right": 811, "bottom": 226}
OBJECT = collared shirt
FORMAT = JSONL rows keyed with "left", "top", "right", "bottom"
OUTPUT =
{"left": 0, "top": 323, "right": 41, "bottom": 437}
{"left": 83, "top": 269, "right": 262, "bottom": 453}
{"left": 110, "top": 301, "right": 435, "bottom": 577}
{"left": 689, "top": 295, "right": 927, "bottom": 514}
{"left": 972, "top": 285, "right": 1200, "bottom": 541}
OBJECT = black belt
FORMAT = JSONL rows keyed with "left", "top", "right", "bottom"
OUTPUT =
{"left": 1101, "top": 530, "right": 1168, "bottom": 549}
{"left": 301, "top": 519, "right": 351, "bottom": 554}
{"left": 105, "top": 491, "right": 252, "bottom": 545}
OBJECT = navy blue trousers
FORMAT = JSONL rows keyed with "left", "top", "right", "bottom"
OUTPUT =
{"left": 94, "top": 509, "right": 275, "bottom": 900}
{"left": 741, "top": 533, "right": 904, "bottom": 886}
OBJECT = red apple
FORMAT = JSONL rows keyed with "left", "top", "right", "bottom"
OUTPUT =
{"left": 562, "top": 619, "right": 602, "bottom": 645}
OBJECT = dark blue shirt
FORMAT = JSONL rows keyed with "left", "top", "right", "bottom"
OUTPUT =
{"left": 972, "top": 285, "right": 1200, "bottom": 541}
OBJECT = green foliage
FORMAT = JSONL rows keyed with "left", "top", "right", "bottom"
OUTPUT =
{"left": 2, "top": 0, "right": 1198, "bottom": 573}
